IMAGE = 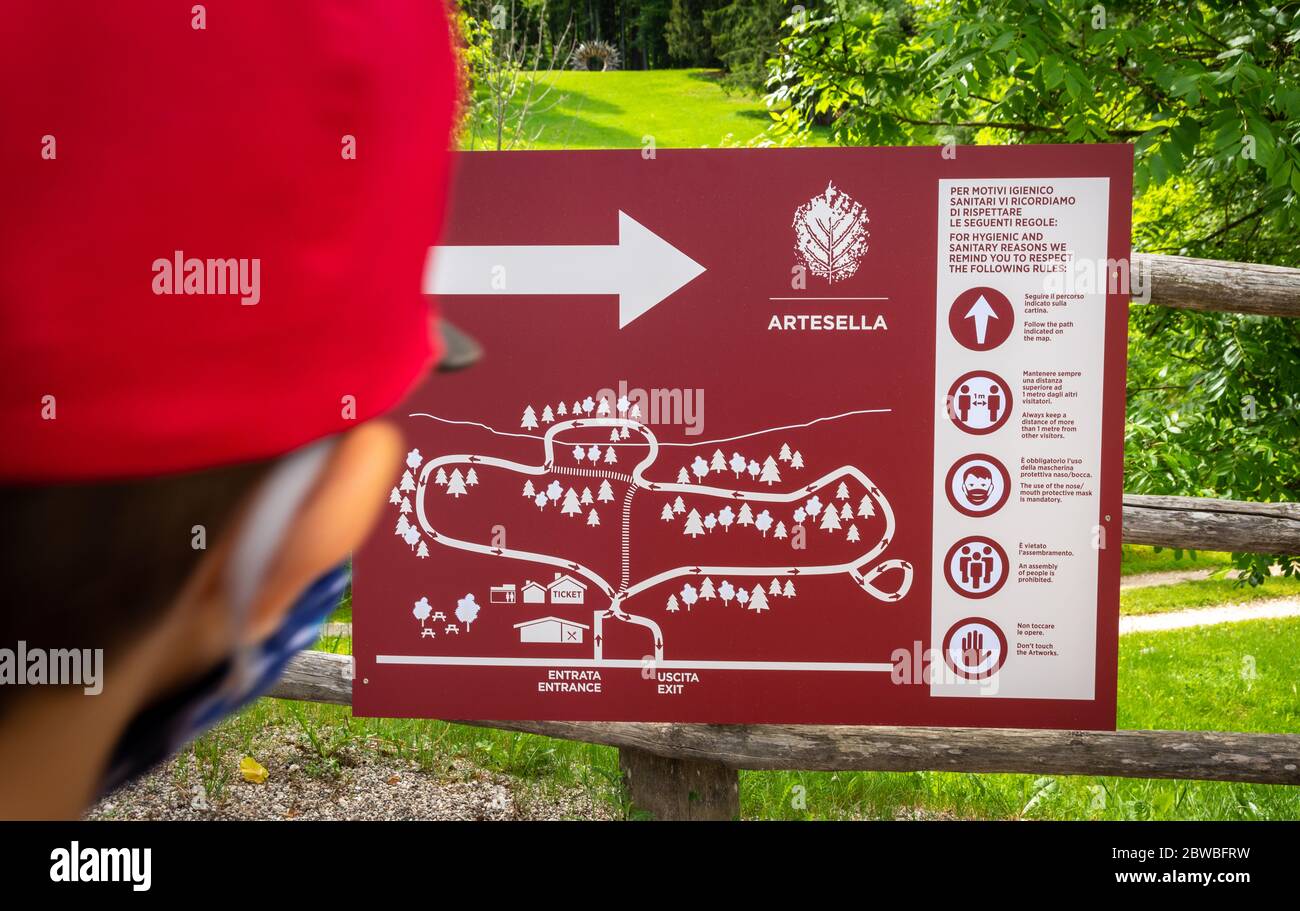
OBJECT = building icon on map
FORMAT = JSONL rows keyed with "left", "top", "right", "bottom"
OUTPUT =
{"left": 514, "top": 616, "right": 589, "bottom": 644}
{"left": 547, "top": 573, "right": 587, "bottom": 604}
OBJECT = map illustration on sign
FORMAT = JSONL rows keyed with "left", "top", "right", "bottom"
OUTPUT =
{"left": 384, "top": 405, "right": 912, "bottom": 671}
{"left": 355, "top": 147, "right": 1130, "bottom": 728}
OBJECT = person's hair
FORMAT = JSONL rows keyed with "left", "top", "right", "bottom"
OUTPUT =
{"left": 0, "top": 459, "right": 273, "bottom": 712}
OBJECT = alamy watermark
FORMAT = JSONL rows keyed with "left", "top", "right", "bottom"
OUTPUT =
{"left": 152, "top": 250, "right": 261, "bottom": 305}
{"left": 1041, "top": 255, "right": 1151, "bottom": 303}
{"left": 593, "top": 381, "right": 705, "bottom": 436}
{"left": 890, "top": 640, "right": 1003, "bottom": 695}
{"left": 50, "top": 842, "right": 150, "bottom": 891}
{"left": 0, "top": 642, "right": 103, "bottom": 695}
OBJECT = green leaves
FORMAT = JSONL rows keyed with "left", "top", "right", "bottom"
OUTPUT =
{"left": 770, "top": 1, "right": 1299, "bottom": 228}
{"left": 767, "top": 1, "right": 1300, "bottom": 577}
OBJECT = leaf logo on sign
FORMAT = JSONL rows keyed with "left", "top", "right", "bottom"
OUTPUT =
{"left": 792, "top": 181, "right": 870, "bottom": 284}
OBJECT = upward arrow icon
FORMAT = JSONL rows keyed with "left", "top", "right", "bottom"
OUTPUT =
{"left": 964, "top": 293, "right": 999, "bottom": 345}
{"left": 424, "top": 211, "right": 706, "bottom": 328}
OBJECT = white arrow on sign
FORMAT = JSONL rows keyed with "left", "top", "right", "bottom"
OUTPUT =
{"left": 424, "top": 211, "right": 706, "bottom": 329}
{"left": 964, "top": 293, "right": 999, "bottom": 345}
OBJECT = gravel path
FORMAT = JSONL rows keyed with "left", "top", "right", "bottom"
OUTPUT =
{"left": 1120, "top": 568, "right": 1221, "bottom": 590}
{"left": 1121, "top": 564, "right": 1288, "bottom": 590}
{"left": 1120, "top": 597, "right": 1300, "bottom": 635}
{"left": 86, "top": 731, "right": 617, "bottom": 821}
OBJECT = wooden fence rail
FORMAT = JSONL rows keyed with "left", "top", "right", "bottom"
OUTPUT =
{"left": 1122, "top": 494, "right": 1300, "bottom": 553}
{"left": 270, "top": 253, "right": 1300, "bottom": 818}
{"left": 268, "top": 650, "right": 1300, "bottom": 811}
{"left": 1137, "top": 253, "right": 1300, "bottom": 318}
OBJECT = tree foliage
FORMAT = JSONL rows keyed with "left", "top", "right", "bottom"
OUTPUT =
{"left": 768, "top": 1, "right": 1300, "bottom": 582}
{"left": 666, "top": 0, "right": 722, "bottom": 65}
{"left": 703, "top": 0, "right": 792, "bottom": 87}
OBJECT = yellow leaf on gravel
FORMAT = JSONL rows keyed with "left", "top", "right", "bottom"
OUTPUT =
{"left": 239, "top": 757, "right": 269, "bottom": 784}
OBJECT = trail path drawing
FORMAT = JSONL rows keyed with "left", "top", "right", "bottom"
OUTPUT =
{"left": 383, "top": 411, "right": 914, "bottom": 673}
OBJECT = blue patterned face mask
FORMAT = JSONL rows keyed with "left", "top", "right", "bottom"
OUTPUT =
{"left": 98, "top": 439, "right": 345, "bottom": 796}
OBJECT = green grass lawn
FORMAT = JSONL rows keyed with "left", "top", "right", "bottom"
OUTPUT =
{"left": 1117, "top": 545, "right": 1296, "bottom": 616}
{"left": 183, "top": 616, "right": 1300, "bottom": 820}
{"left": 469, "top": 68, "right": 827, "bottom": 151}
{"left": 736, "top": 617, "right": 1300, "bottom": 821}
{"left": 1120, "top": 544, "right": 1233, "bottom": 576}
{"left": 1123, "top": 575, "right": 1300, "bottom": 616}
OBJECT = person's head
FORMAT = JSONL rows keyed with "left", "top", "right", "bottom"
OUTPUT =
{"left": 0, "top": 424, "right": 403, "bottom": 817}
{"left": 0, "top": 1, "right": 458, "bottom": 817}
{"left": 961, "top": 465, "right": 995, "bottom": 505}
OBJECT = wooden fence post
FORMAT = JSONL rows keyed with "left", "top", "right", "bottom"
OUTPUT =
{"left": 619, "top": 746, "right": 739, "bottom": 820}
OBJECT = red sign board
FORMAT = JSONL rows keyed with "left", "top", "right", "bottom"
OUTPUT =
{"left": 354, "top": 146, "right": 1131, "bottom": 729}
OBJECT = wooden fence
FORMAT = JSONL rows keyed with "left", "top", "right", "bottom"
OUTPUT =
{"left": 270, "top": 252, "right": 1300, "bottom": 819}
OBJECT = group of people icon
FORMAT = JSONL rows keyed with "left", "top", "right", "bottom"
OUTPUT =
{"left": 956, "top": 542, "right": 1000, "bottom": 592}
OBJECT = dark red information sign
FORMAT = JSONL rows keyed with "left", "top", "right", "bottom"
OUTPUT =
{"left": 354, "top": 146, "right": 1131, "bottom": 729}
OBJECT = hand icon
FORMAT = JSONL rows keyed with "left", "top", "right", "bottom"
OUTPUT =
{"left": 961, "top": 630, "right": 989, "bottom": 669}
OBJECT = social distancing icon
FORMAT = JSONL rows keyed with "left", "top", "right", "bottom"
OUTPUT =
{"left": 945, "top": 370, "right": 1012, "bottom": 435}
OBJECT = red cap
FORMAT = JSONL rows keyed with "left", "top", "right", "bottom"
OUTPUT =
{"left": 0, "top": 1, "right": 459, "bottom": 481}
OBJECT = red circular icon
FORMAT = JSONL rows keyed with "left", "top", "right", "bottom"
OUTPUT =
{"left": 944, "top": 454, "right": 1011, "bottom": 518}
{"left": 945, "top": 370, "right": 1012, "bottom": 435}
{"left": 948, "top": 287, "right": 1014, "bottom": 351}
{"left": 942, "top": 536, "right": 1009, "bottom": 599}
{"left": 941, "top": 617, "right": 1008, "bottom": 680}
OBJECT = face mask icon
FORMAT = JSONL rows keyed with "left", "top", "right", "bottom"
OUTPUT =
{"left": 961, "top": 466, "right": 994, "bottom": 505}
{"left": 945, "top": 454, "right": 1010, "bottom": 517}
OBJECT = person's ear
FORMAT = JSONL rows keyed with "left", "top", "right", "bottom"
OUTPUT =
{"left": 240, "top": 419, "right": 403, "bottom": 642}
